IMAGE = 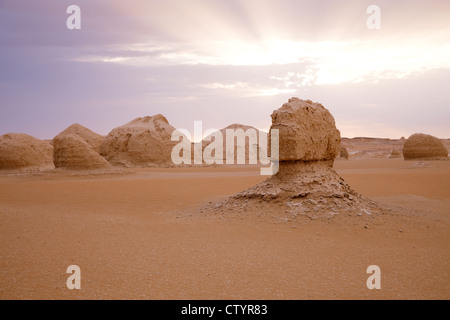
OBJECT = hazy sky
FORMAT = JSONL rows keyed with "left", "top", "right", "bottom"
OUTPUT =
{"left": 1, "top": 0, "right": 449, "bottom": 140}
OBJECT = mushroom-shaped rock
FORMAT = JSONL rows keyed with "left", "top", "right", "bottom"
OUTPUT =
{"left": 209, "top": 98, "right": 383, "bottom": 220}
{"left": 0, "top": 133, "right": 54, "bottom": 170}
{"left": 403, "top": 133, "right": 448, "bottom": 160}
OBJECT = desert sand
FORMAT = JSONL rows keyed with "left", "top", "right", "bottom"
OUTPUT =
{"left": 0, "top": 158, "right": 449, "bottom": 300}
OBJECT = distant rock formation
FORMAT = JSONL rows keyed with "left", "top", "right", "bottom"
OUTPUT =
{"left": 0, "top": 133, "right": 54, "bottom": 170}
{"left": 388, "top": 149, "right": 402, "bottom": 159}
{"left": 201, "top": 123, "right": 262, "bottom": 164}
{"left": 403, "top": 133, "right": 448, "bottom": 160}
{"left": 99, "top": 115, "right": 179, "bottom": 167}
{"left": 340, "top": 147, "right": 349, "bottom": 159}
{"left": 341, "top": 137, "right": 404, "bottom": 159}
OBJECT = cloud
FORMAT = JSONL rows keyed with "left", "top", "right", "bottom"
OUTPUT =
{"left": 70, "top": 38, "right": 450, "bottom": 90}
{"left": 199, "top": 82, "right": 249, "bottom": 90}
{"left": 198, "top": 80, "right": 296, "bottom": 97}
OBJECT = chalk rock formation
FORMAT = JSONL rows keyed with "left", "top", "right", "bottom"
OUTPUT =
{"left": 210, "top": 98, "right": 382, "bottom": 220}
{"left": 403, "top": 133, "right": 448, "bottom": 160}
{"left": 99, "top": 115, "right": 178, "bottom": 167}
{"left": 53, "top": 133, "right": 111, "bottom": 170}
{"left": 201, "top": 123, "right": 262, "bottom": 164}
{"left": 237, "top": 98, "right": 345, "bottom": 199}
{"left": 0, "top": 133, "right": 54, "bottom": 170}
{"left": 340, "top": 147, "right": 349, "bottom": 159}
{"left": 269, "top": 98, "right": 340, "bottom": 161}
{"left": 57, "top": 123, "right": 104, "bottom": 153}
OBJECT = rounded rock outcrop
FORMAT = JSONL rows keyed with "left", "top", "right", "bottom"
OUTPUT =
{"left": 201, "top": 123, "right": 262, "bottom": 164}
{"left": 0, "top": 133, "right": 54, "bottom": 170}
{"left": 270, "top": 98, "right": 341, "bottom": 162}
{"left": 99, "top": 115, "right": 178, "bottom": 167}
{"left": 53, "top": 133, "right": 111, "bottom": 170}
{"left": 403, "top": 133, "right": 448, "bottom": 160}
{"left": 57, "top": 123, "right": 104, "bottom": 153}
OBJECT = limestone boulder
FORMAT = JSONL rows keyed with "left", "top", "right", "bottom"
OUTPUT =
{"left": 403, "top": 133, "right": 448, "bottom": 160}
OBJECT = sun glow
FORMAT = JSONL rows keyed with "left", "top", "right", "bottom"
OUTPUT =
{"left": 76, "top": 38, "right": 450, "bottom": 89}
